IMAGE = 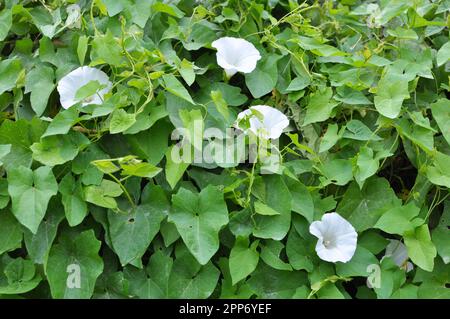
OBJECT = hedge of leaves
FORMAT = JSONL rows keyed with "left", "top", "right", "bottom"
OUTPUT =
{"left": 0, "top": 0, "right": 449, "bottom": 299}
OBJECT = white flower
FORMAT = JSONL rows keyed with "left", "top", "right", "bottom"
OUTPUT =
{"left": 383, "top": 239, "right": 413, "bottom": 272}
{"left": 309, "top": 212, "right": 358, "bottom": 263}
{"left": 57, "top": 66, "right": 112, "bottom": 109}
{"left": 235, "top": 105, "right": 289, "bottom": 139}
{"left": 211, "top": 37, "right": 261, "bottom": 78}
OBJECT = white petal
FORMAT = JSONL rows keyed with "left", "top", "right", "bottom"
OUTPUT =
{"left": 212, "top": 37, "right": 261, "bottom": 77}
{"left": 251, "top": 105, "right": 289, "bottom": 139}
{"left": 309, "top": 212, "right": 358, "bottom": 263}
{"left": 383, "top": 239, "right": 410, "bottom": 269}
{"left": 235, "top": 53, "right": 261, "bottom": 73}
{"left": 57, "top": 66, "right": 112, "bottom": 109}
{"left": 224, "top": 67, "right": 238, "bottom": 78}
{"left": 235, "top": 105, "right": 289, "bottom": 140}
{"left": 309, "top": 220, "right": 325, "bottom": 240}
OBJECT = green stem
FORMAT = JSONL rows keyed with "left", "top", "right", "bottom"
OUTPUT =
{"left": 245, "top": 156, "right": 257, "bottom": 208}
{"left": 108, "top": 173, "right": 135, "bottom": 208}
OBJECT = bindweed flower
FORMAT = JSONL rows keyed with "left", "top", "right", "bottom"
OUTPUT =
{"left": 383, "top": 239, "right": 413, "bottom": 272}
{"left": 57, "top": 66, "right": 112, "bottom": 109}
{"left": 211, "top": 37, "right": 261, "bottom": 79}
{"left": 235, "top": 105, "right": 289, "bottom": 140}
{"left": 309, "top": 212, "right": 358, "bottom": 263}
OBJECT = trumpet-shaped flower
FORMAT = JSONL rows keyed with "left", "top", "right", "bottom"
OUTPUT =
{"left": 309, "top": 212, "right": 358, "bottom": 263}
{"left": 235, "top": 105, "right": 289, "bottom": 140}
{"left": 57, "top": 66, "right": 112, "bottom": 109}
{"left": 211, "top": 37, "right": 261, "bottom": 78}
{"left": 383, "top": 239, "right": 413, "bottom": 272}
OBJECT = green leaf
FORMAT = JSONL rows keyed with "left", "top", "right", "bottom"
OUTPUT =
{"left": 286, "top": 76, "right": 311, "bottom": 92}
{"left": 59, "top": 173, "right": 88, "bottom": 227}
{"left": 335, "top": 86, "right": 372, "bottom": 105}
{"left": 374, "top": 202, "right": 421, "bottom": 235}
{"left": 7, "top": 166, "right": 58, "bottom": 234}
{"left": 152, "top": 2, "right": 184, "bottom": 18}
{"left": 336, "top": 246, "right": 378, "bottom": 277}
{"left": 42, "top": 107, "right": 80, "bottom": 138}
{"left": 120, "top": 161, "right": 162, "bottom": 179}
{"left": 343, "top": 120, "right": 382, "bottom": 141}
{"left": 0, "top": 144, "right": 11, "bottom": 167}
{"left": 418, "top": 280, "right": 450, "bottom": 298}
{"left": 431, "top": 99, "right": 450, "bottom": 146}
{"left": 125, "top": 119, "right": 171, "bottom": 164}
{"left": 260, "top": 240, "right": 292, "bottom": 271}
{"left": 102, "top": 0, "right": 126, "bottom": 16}
{"left": 90, "top": 30, "right": 122, "bottom": 66}
{"left": 169, "top": 185, "right": 229, "bottom": 265}
{"left": 404, "top": 225, "right": 437, "bottom": 272}
{"left": 318, "top": 158, "right": 353, "bottom": 186}
{"left": 254, "top": 201, "right": 280, "bottom": 216}
{"left": 168, "top": 251, "right": 220, "bottom": 298}
{"left": 374, "top": 75, "right": 409, "bottom": 119}
{"left": 337, "top": 177, "right": 401, "bottom": 232}
{"left": 180, "top": 22, "right": 216, "bottom": 51}
{"left": 436, "top": 41, "right": 450, "bottom": 66}
{"left": 391, "top": 284, "right": 419, "bottom": 299}
{"left": 247, "top": 263, "right": 307, "bottom": 298}
{"left": 211, "top": 90, "right": 230, "bottom": 122}
{"left": 31, "top": 131, "right": 90, "bottom": 166}
{"left": 109, "top": 109, "right": 136, "bottom": 134}
{"left": 303, "top": 87, "right": 338, "bottom": 125}
{"left": 358, "top": 230, "right": 389, "bottom": 255}
{"left": 165, "top": 145, "right": 190, "bottom": 189}
{"left": 372, "top": 258, "right": 406, "bottom": 299}
{"left": 24, "top": 65, "right": 55, "bottom": 116}
{"left": 284, "top": 177, "right": 314, "bottom": 222}
{"left": 0, "top": 212, "right": 23, "bottom": 255}
{"left": 162, "top": 74, "right": 194, "bottom": 104}
{"left": 125, "top": 249, "right": 171, "bottom": 298}
{"left": 253, "top": 175, "right": 292, "bottom": 240}
{"left": 396, "top": 117, "right": 434, "bottom": 152}
{"left": 178, "top": 59, "right": 195, "bottom": 86}
{"left": 91, "top": 159, "right": 120, "bottom": 174}
{"left": 319, "top": 123, "right": 341, "bottom": 153}
{"left": 124, "top": 102, "right": 168, "bottom": 134}
{"left": 108, "top": 204, "right": 164, "bottom": 267}
{"left": 353, "top": 146, "right": 380, "bottom": 188}
{"left": 286, "top": 229, "right": 314, "bottom": 272}
{"left": 74, "top": 80, "right": 106, "bottom": 101}
{"left": 295, "top": 36, "right": 345, "bottom": 57}
{"left": 426, "top": 151, "right": 450, "bottom": 188}
{"left": 24, "top": 204, "right": 64, "bottom": 265}
{"left": 245, "top": 54, "right": 280, "bottom": 98}
{"left": 0, "top": 9, "right": 12, "bottom": 41}
{"left": 77, "top": 35, "right": 88, "bottom": 65}
{"left": 432, "top": 226, "right": 450, "bottom": 264}
{"left": 229, "top": 237, "right": 259, "bottom": 285}
{"left": 374, "top": 0, "right": 411, "bottom": 25}
{"left": 0, "top": 257, "right": 42, "bottom": 294}
{"left": 0, "top": 179, "right": 9, "bottom": 209}
{"left": 47, "top": 230, "right": 104, "bottom": 298}
{"left": 109, "top": 184, "right": 169, "bottom": 266}
{"left": 0, "top": 58, "right": 22, "bottom": 96}
{"left": 84, "top": 179, "right": 123, "bottom": 209}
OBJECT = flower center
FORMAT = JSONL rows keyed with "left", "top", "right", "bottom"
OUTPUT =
{"left": 323, "top": 239, "right": 332, "bottom": 248}
{"left": 82, "top": 95, "right": 95, "bottom": 104}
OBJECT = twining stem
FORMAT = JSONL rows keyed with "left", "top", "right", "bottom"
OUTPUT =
{"left": 245, "top": 158, "right": 257, "bottom": 208}
{"left": 107, "top": 173, "right": 135, "bottom": 208}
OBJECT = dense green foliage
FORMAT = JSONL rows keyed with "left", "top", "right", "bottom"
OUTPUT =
{"left": 0, "top": 0, "right": 449, "bottom": 299}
